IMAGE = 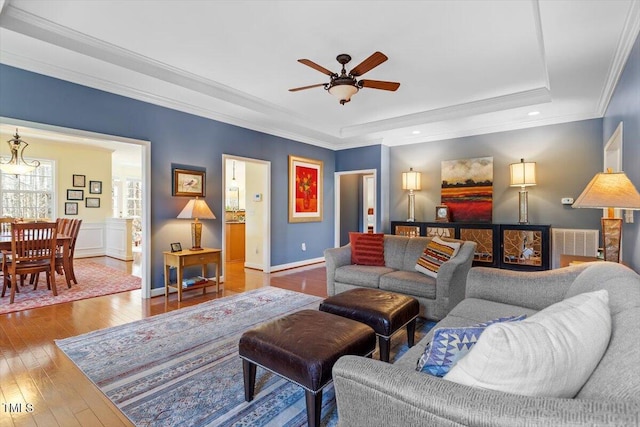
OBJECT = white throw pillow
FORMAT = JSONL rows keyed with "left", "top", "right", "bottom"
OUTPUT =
{"left": 444, "top": 289, "right": 611, "bottom": 398}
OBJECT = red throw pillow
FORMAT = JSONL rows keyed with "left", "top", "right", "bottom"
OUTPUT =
{"left": 349, "top": 232, "right": 385, "bottom": 266}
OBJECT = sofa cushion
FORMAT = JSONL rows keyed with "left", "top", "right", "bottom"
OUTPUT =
{"left": 350, "top": 232, "right": 385, "bottom": 266}
{"left": 415, "top": 236, "right": 461, "bottom": 278}
{"left": 416, "top": 315, "right": 526, "bottom": 377}
{"left": 444, "top": 289, "right": 612, "bottom": 398}
{"left": 335, "top": 265, "right": 393, "bottom": 289}
{"left": 379, "top": 270, "right": 436, "bottom": 299}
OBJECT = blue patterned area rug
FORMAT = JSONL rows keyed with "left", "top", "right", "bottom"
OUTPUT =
{"left": 56, "top": 287, "right": 435, "bottom": 426}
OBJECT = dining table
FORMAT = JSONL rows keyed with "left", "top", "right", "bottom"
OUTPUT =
{"left": 0, "top": 232, "right": 74, "bottom": 288}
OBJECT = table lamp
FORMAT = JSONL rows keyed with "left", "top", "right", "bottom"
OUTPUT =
{"left": 402, "top": 167, "right": 421, "bottom": 222}
{"left": 177, "top": 197, "right": 216, "bottom": 250}
{"left": 572, "top": 170, "right": 640, "bottom": 262}
{"left": 509, "top": 158, "right": 537, "bottom": 224}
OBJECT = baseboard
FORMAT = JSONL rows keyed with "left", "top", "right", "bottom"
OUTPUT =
{"left": 270, "top": 257, "right": 325, "bottom": 272}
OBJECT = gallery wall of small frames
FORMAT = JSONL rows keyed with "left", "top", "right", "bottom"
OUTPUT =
{"left": 65, "top": 174, "right": 103, "bottom": 215}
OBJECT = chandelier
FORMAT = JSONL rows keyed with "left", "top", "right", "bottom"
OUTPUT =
{"left": 0, "top": 129, "right": 40, "bottom": 175}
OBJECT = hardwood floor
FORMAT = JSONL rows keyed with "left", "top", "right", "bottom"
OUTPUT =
{"left": 0, "top": 258, "right": 327, "bottom": 427}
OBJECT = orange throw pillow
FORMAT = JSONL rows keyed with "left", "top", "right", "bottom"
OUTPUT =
{"left": 349, "top": 232, "right": 385, "bottom": 266}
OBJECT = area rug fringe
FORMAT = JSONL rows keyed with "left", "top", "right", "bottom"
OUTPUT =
{"left": 56, "top": 287, "right": 434, "bottom": 427}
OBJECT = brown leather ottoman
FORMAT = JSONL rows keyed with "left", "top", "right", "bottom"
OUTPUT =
{"left": 319, "top": 288, "right": 419, "bottom": 362}
{"left": 238, "top": 309, "right": 376, "bottom": 427}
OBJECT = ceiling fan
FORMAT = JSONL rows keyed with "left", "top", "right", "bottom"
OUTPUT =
{"left": 289, "top": 51, "right": 400, "bottom": 105}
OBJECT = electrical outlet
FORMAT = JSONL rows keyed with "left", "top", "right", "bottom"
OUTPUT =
{"left": 301, "top": 243, "right": 306, "bottom": 251}
{"left": 625, "top": 209, "right": 634, "bottom": 223}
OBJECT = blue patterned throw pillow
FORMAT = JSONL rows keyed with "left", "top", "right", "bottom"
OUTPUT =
{"left": 416, "top": 315, "right": 526, "bottom": 377}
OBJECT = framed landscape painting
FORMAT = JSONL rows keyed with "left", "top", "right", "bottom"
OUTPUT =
{"left": 441, "top": 157, "right": 493, "bottom": 222}
{"left": 288, "top": 155, "right": 323, "bottom": 223}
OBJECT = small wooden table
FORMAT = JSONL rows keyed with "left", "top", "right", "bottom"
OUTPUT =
{"left": 163, "top": 248, "right": 222, "bottom": 301}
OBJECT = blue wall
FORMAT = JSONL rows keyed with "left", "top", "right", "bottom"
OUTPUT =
{"left": 0, "top": 64, "right": 335, "bottom": 288}
{"left": 603, "top": 32, "right": 640, "bottom": 270}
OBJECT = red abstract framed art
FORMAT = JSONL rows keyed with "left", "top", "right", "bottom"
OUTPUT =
{"left": 288, "top": 155, "right": 323, "bottom": 223}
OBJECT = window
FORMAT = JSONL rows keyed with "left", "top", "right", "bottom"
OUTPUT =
{"left": 1, "top": 160, "right": 54, "bottom": 219}
{"left": 126, "top": 179, "right": 142, "bottom": 218}
{"left": 112, "top": 177, "right": 120, "bottom": 217}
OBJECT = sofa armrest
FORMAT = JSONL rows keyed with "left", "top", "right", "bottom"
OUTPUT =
{"left": 465, "top": 263, "right": 592, "bottom": 311}
{"left": 333, "top": 356, "right": 639, "bottom": 427}
{"left": 432, "top": 241, "right": 476, "bottom": 319}
{"left": 324, "top": 245, "right": 352, "bottom": 296}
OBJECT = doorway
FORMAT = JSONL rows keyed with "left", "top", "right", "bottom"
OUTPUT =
{"left": 222, "top": 155, "right": 271, "bottom": 272}
{"left": 0, "top": 117, "right": 151, "bottom": 298}
{"left": 334, "top": 169, "right": 377, "bottom": 247}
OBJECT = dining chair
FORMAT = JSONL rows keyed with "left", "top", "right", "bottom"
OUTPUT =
{"left": 55, "top": 219, "right": 82, "bottom": 285}
{"left": 0, "top": 217, "right": 13, "bottom": 234}
{"left": 0, "top": 217, "right": 14, "bottom": 282}
{"left": 1, "top": 222, "right": 58, "bottom": 304}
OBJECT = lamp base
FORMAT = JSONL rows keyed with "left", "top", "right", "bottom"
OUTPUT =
{"left": 601, "top": 218, "right": 622, "bottom": 263}
{"left": 518, "top": 189, "right": 529, "bottom": 224}
{"left": 191, "top": 221, "right": 204, "bottom": 251}
{"left": 407, "top": 191, "right": 416, "bottom": 222}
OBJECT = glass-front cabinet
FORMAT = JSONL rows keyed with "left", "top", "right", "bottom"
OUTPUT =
{"left": 391, "top": 221, "right": 550, "bottom": 271}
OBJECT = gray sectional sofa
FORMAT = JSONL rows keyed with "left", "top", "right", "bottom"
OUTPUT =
{"left": 324, "top": 235, "right": 476, "bottom": 320}
{"left": 332, "top": 262, "right": 640, "bottom": 426}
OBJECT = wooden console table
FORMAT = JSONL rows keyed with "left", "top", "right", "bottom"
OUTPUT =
{"left": 163, "top": 248, "right": 222, "bottom": 301}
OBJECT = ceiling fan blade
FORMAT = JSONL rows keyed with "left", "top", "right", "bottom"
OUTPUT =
{"left": 360, "top": 79, "right": 400, "bottom": 91}
{"left": 350, "top": 52, "right": 388, "bottom": 77}
{"left": 298, "top": 59, "right": 335, "bottom": 76}
{"left": 289, "top": 83, "right": 326, "bottom": 92}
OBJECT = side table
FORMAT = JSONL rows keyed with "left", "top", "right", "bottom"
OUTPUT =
{"left": 163, "top": 248, "right": 222, "bottom": 301}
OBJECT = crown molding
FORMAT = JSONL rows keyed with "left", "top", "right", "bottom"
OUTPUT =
{"left": 0, "top": 4, "right": 346, "bottom": 145}
{"left": 597, "top": 0, "right": 640, "bottom": 115}
{"left": 340, "top": 87, "right": 552, "bottom": 138}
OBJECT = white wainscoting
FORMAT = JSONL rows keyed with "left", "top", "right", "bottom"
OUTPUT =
{"left": 105, "top": 218, "right": 134, "bottom": 261}
{"left": 75, "top": 221, "right": 106, "bottom": 258}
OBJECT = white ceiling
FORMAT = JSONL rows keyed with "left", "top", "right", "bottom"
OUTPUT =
{"left": 0, "top": 0, "right": 638, "bottom": 150}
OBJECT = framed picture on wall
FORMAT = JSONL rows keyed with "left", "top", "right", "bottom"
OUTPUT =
{"left": 173, "top": 168, "right": 205, "bottom": 197}
{"left": 85, "top": 197, "right": 100, "bottom": 208}
{"left": 73, "top": 174, "right": 86, "bottom": 187}
{"left": 89, "top": 180, "right": 102, "bottom": 194}
{"left": 288, "top": 155, "right": 323, "bottom": 223}
{"left": 67, "top": 189, "right": 84, "bottom": 200}
{"left": 65, "top": 202, "right": 78, "bottom": 215}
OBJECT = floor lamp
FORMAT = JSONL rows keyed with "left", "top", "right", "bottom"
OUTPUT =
{"left": 402, "top": 168, "right": 421, "bottom": 222}
{"left": 572, "top": 170, "right": 640, "bottom": 263}
{"left": 177, "top": 197, "right": 216, "bottom": 250}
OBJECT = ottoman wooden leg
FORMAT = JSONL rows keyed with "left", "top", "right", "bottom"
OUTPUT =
{"left": 379, "top": 336, "right": 391, "bottom": 363}
{"left": 242, "top": 359, "right": 256, "bottom": 402}
{"left": 305, "top": 389, "right": 322, "bottom": 427}
{"left": 407, "top": 318, "right": 417, "bottom": 348}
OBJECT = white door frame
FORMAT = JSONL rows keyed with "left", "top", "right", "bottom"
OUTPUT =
{"left": 222, "top": 154, "right": 271, "bottom": 272}
{"left": 362, "top": 174, "right": 376, "bottom": 233}
{"left": 334, "top": 169, "right": 377, "bottom": 248}
{"left": 1, "top": 117, "right": 152, "bottom": 298}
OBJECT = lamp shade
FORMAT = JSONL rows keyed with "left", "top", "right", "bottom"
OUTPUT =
{"left": 177, "top": 198, "right": 216, "bottom": 220}
{"left": 402, "top": 168, "right": 422, "bottom": 191}
{"left": 572, "top": 171, "right": 640, "bottom": 210}
{"left": 509, "top": 159, "right": 536, "bottom": 187}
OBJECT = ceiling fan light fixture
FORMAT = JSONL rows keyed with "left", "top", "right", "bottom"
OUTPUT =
{"left": 328, "top": 83, "right": 358, "bottom": 105}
